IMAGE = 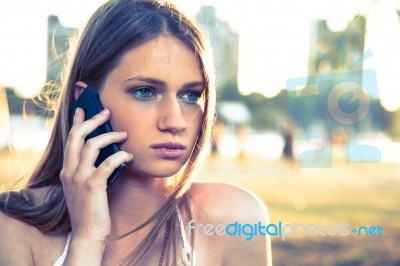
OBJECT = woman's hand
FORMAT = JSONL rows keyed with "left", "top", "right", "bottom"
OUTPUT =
{"left": 60, "top": 107, "right": 133, "bottom": 243}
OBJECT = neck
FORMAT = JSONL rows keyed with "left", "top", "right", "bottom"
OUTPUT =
{"left": 107, "top": 171, "right": 171, "bottom": 237}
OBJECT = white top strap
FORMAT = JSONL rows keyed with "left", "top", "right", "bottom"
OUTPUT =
{"left": 53, "top": 232, "right": 71, "bottom": 266}
{"left": 176, "top": 206, "right": 197, "bottom": 266}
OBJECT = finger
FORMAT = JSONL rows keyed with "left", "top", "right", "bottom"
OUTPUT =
{"left": 87, "top": 151, "right": 133, "bottom": 188}
{"left": 62, "top": 107, "right": 86, "bottom": 180}
{"left": 63, "top": 108, "right": 110, "bottom": 173}
{"left": 78, "top": 131, "right": 128, "bottom": 171}
{"left": 73, "top": 107, "right": 85, "bottom": 126}
{"left": 70, "top": 108, "right": 111, "bottom": 141}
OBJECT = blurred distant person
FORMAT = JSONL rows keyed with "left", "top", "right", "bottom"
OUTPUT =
{"left": 282, "top": 121, "right": 295, "bottom": 165}
{"left": 211, "top": 121, "right": 223, "bottom": 156}
{"left": 236, "top": 125, "right": 248, "bottom": 164}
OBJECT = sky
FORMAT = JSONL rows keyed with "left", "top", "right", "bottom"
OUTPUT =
{"left": 1, "top": 0, "right": 400, "bottom": 111}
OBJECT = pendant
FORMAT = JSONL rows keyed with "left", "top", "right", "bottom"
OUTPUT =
{"left": 182, "top": 245, "right": 197, "bottom": 266}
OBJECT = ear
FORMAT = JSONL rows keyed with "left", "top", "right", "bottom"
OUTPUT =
{"left": 74, "top": 81, "right": 88, "bottom": 100}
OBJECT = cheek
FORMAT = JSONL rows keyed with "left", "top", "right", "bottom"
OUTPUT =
{"left": 110, "top": 107, "right": 153, "bottom": 131}
{"left": 100, "top": 89, "right": 153, "bottom": 133}
{"left": 110, "top": 112, "right": 152, "bottom": 155}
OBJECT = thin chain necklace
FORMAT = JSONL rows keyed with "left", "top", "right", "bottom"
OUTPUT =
{"left": 158, "top": 218, "right": 172, "bottom": 266}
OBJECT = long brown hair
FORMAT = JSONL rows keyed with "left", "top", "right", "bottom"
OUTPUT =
{"left": 0, "top": 0, "right": 215, "bottom": 264}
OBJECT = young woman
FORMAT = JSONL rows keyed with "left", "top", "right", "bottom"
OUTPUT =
{"left": 0, "top": 0, "right": 272, "bottom": 265}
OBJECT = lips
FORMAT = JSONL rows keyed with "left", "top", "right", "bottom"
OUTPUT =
{"left": 150, "top": 142, "right": 186, "bottom": 159}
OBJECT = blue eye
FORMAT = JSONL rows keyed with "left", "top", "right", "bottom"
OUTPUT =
{"left": 130, "top": 87, "right": 156, "bottom": 100}
{"left": 180, "top": 91, "right": 202, "bottom": 103}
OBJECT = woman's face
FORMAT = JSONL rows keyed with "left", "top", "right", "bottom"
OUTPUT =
{"left": 99, "top": 36, "right": 204, "bottom": 178}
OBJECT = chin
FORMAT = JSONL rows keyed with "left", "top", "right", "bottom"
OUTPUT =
{"left": 125, "top": 160, "right": 185, "bottom": 178}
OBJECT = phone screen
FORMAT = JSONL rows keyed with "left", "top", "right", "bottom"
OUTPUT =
{"left": 69, "top": 87, "right": 125, "bottom": 189}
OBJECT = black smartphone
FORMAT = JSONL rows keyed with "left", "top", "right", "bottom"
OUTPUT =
{"left": 69, "top": 87, "right": 125, "bottom": 189}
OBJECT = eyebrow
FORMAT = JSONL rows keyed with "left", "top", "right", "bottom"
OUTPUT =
{"left": 125, "top": 76, "right": 205, "bottom": 90}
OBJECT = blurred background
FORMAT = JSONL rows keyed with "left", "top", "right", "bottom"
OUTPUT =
{"left": 1, "top": 0, "right": 400, "bottom": 265}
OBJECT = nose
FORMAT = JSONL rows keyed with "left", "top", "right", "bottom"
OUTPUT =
{"left": 157, "top": 95, "right": 187, "bottom": 134}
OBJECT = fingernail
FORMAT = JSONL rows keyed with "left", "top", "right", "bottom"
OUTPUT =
{"left": 74, "top": 108, "right": 80, "bottom": 117}
{"left": 101, "top": 108, "right": 109, "bottom": 115}
{"left": 121, "top": 131, "right": 128, "bottom": 137}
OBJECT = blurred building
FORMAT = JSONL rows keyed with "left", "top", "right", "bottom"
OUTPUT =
{"left": 289, "top": 16, "right": 382, "bottom": 133}
{"left": 3, "top": 15, "right": 76, "bottom": 117}
{"left": 308, "top": 16, "right": 366, "bottom": 77}
{"left": 196, "top": 6, "right": 239, "bottom": 87}
{"left": 286, "top": 16, "right": 384, "bottom": 166}
{"left": 0, "top": 15, "right": 76, "bottom": 152}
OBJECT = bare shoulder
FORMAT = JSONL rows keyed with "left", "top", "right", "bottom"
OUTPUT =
{"left": 0, "top": 186, "right": 67, "bottom": 266}
{"left": 0, "top": 209, "right": 33, "bottom": 265}
{"left": 188, "top": 182, "right": 272, "bottom": 266}
{"left": 189, "top": 181, "right": 269, "bottom": 223}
